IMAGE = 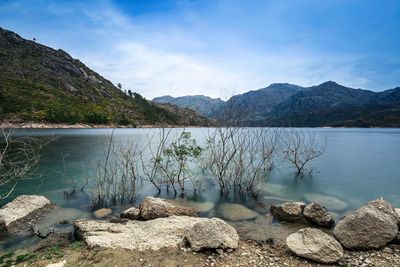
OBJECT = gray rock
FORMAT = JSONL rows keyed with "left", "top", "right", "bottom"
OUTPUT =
{"left": 185, "top": 218, "right": 239, "bottom": 251}
{"left": 303, "top": 202, "right": 334, "bottom": 227}
{"left": 218, "top": 203, "right": 259, "bottom": 221}
{"left": 286, "top": 228, "right": 343, "bottom": 263}
{"left": 139, "top": 197, "right": 198, "bottom": 220}
{"left": 93, "top": 208, "right": 112, "bottom": 219}
{"left": 270, "top": 202, "right": 307, "bottom": 223}
{"left": 121, "top": 207, "right": 140, "bottom": 220}
{"left": 75, "top": 216, "right": 219, "bottom": 251}
{"left": 304, "top": 193, "right": 348, "bottom": 211}
{"left": 334, "top": 198, "right": 399, "bottom": 249}
{"left": 0, "top": 195, "right": 53, "bottom": 232}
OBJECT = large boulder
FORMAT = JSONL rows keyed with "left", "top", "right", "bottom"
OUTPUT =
{"left": 139, "top": 197, "right": 198, "bottom": 220}
{"left": 286, "top": 228, "right": 343, "bottom": 263}
{"left": 218, "top": 203, "right": 259, "bottom": 221}
{"left": 333, "top": 198, "right": 399, "bottom": 249}
{"left": 121, "top": 207, "right": 140, "bottom": 220}
{"left": 74, "top": 216, "right": 235, "bottom": 251}
{"left": 185, "top": 218, "right": 239, "bottom": 251}
{"left": 303, "top": 202, "right": 334, "bottom": 227}
{"left": 270, "top": 202, "right": 307, "bottom": 223}
{"left": 0, "top": 195, "right": 53, "bottom": 232}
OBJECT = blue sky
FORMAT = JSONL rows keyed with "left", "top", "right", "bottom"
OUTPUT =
{"left": 1, "top": 0, "right": 399, "bottom": 99}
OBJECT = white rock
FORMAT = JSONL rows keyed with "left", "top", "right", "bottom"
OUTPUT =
{"left": 93, "top": 208, "right": 112, "bottom": 219}
{"left": 186, "top": 218, "right": 239, "bottom": 251}
{"left": 75, "top": 216, "right": 228, "bottom": 251}
{"left": 218, "top": 203, "right": 259, "bottom": 221}
{"left": 46, "top": 259, "right": 67, "bottom": 267}
{"left": 121, "top": 207, "right": 140, "bottom": 220}
{"left": 139, "top": 197, "right": 198, "bottom": 220}
{"left": 286, "top": 228, "right": 343, "bottom": 263}
{"left": 0, "top": 195, "right": 52, "bottom": 230}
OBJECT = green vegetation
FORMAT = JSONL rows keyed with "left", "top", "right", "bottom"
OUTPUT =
{"left": 0, "top": 244, "right": 64, "bottom": 267}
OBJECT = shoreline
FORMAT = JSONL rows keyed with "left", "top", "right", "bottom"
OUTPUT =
{"left": 0, "top": 122, "right": 398, "bottom": 129}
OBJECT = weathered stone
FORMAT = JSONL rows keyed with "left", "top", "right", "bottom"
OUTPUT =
{"left": 75, "top": 216, "right": 219, "bottom": 251}
{"left": 303, "top": 202, "right": 334, "bottom": 227}
{"left": 286, "top": 228, "right": 343, "bottom": 263}
{"left": 121, "top": 207, "right": 140, "bottom": 220}
{"left": 218, "top": 203, "right": 259, "bottom": 222}
{"left": 93, "top": 208, "right": 112, "bottom": 219}
{"left": 0, "top": 195, "right": 53, "bottom": 232}
{"left": 304, "top": 193, "right": 348, "bottom": 211}
{"left": 270, "top": 202, "right": 307, "bottom": 223}
{"left": 174, "top": 199, "right": 215, "bottom": 213}
{"left": 185, "top": 218, "right": 239, "bottom": 251}
{"left": 334, "top": 198, "right": 399, "bottom": 249}
{"left": 139, "top": 197, "right": 198, "bottom": 220}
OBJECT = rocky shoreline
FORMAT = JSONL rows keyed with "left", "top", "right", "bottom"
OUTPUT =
{"left": 0, "top": 195, "right": 399, "bottom": 266}
{"left": 0, "top": 122, "right": 204, "bottom": 129}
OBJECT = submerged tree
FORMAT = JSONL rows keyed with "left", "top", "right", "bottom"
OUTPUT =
{"left": 280, "top": 128, "right": 326, "bottom": 175}
{"left": 0, "top": 128, "right": 50, "bottom": 200}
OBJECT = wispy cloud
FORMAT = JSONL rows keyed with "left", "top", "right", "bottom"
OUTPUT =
{"left": 1, "top": 0, "right": 399, "bottom": 98}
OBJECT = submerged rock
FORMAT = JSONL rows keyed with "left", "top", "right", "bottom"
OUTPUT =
{"left": 218, "top": 203, "right": 259, "bottom": 222}
{"left": 75, "top": 216, "right": 237, "bottom": 251}
{"left": 334, "top": 198, "right": 399, "bottom": 249}
{"left": 270, "top": 202, "right": 307, "bottom": 223}
{"left": 173, "top": 200, "right": 215, "bottom": 213}
{"left": 121, "top": 207, "right": 140, "bottom": 220}
{"left": 185, "top": 218, "right": 239, "bottom": 251}
{"left": 93, "top": 208, "right": 112, "bottom": 219}
{"left": 139, "top": 197, "right": 198, "bottom": 220}
{"left": 0, "top": 195, "right": 53, "bottom": 232}
{"left": 286, "top": 228, "right": 343, "bottom": 263}
{"left": 304, "top": 193, "right": 348, "bottom": 211}
{"left": 303, "top": 202, "right": 334, "bottom": 227}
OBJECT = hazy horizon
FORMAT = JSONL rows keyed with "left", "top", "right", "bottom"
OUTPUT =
{"left": 1, "top": 0, "right": 399, "bottom": 99}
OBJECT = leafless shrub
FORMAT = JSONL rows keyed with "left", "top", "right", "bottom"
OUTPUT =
{"left": 0, "top": 128, "right": 51, "bottom": 200}
{"left": 279, "top": 128, "right": 326, "bottom": 175}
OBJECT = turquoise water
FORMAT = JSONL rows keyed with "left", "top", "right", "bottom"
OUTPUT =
{"left": 1, "top": 128, "right": 400, "bottom": 250}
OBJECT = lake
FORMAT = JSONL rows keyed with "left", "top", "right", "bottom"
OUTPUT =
{"left": 1, "top": 127, "right": 400, "bottom": 250}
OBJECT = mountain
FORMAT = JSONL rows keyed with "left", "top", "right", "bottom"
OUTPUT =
{"left": 0, "top": 27, "right": 208, "bottom": 126}
{"left": 152, "top": 95, "right": 224, "bottom": 116}
{"left": 215, "top": 83, "right": 304, "bottom": 124}
{"left": 267, "top": 82, "right": 400, "bottom": 127}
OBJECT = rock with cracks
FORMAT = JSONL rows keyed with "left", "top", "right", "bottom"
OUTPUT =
{"left": 303, "top": 202, "right": 334, "bottom": 227}
{"left": 0, "top": 195, "right": 53, "bottom": 232}
{"left": 270, "top": 202, "right": 307, "bottom": 223}
{"left": 74, "top": 216, "right": 238, "bottom": 251}
{"left": 121, "top": 207, "right": 140, "bottom": 220}
{"left": 333, "top": 198, "right": 399, "bottom": 249}
{"left": 139, "top": 197, "right": 198, "bottom": 220}
{"left": 185, "top": 218, "right": 239, "bottom": 251}
{"left": 286, "top": 228, "right": 343, "bottom": 264}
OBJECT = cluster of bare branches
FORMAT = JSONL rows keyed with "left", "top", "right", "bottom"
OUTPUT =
{"left": 203, "top": 127, "right": 278, "bottom": 198}
{"left": 279, "top": 128, "right": 327, "bottom": 175}
{"left": 0, "top": 128, "right": 50, "bottom": 200}
{"left": 90, "top": 130, "right": 139, "bottom": 208}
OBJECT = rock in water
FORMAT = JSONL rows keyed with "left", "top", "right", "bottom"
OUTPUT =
{"left": 304, "top": 193, "right": 348, "bottom": 211}
{"left": 0, "top": 195, "right": 53, "bottom": 232}
{"left": 186, "top": 218, "right": 239, "bottom": 251}
{"left": 93, "top": 208, "right": 112, "bottom": 219}
{"left": 139, "top": 197, "right": 198, "bottom": 220}
{"left": 270, "top": 202, "right": 307, "bottom": 223}
{"left": 218, "top": 203, "right": 259, "bottom": 221}
{"left": 333, "top": 198, "right": 399, "bottom": 249}
{"left": 303, "top": 202, "right": 334, "bottom": 227}
{"left": 121, "top": 207, "right": 140, "bottom": 220}
{"left": 286, "top": 228, "right": 343, "bottom": 263}
{"left": 75, "top": 216, "right": 231, "bottom": 251}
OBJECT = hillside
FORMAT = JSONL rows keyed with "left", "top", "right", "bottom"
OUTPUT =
{"left": 267, "top": 82, "right": 400, "bottom": 127}
{"left": 152, "top": 95, "right": 224, "bottom": 116}
{"left": 0, "top": 27, "right": 208, "bottom": 126}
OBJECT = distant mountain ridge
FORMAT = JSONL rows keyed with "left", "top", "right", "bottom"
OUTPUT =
{"left": 152, "top": 95, "right": 224, "bottom": 116}
{"left": 0, "top": 27, "right": 209, "bottom": 126}
{"left": 153, "top": 81, "right": 400, "bottom": 127}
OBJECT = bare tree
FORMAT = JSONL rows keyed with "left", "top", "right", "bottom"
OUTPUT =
{"left": 280, "top": 128, "right": 326, "bottom": 175}
{"left": 0, "top": 128, "right": 50, "bottom": 200}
